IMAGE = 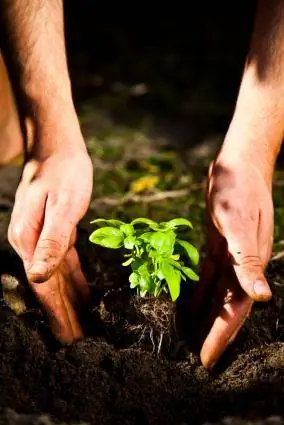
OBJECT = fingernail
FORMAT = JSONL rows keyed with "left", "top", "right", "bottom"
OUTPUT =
{"left": 27, "top": 262, "right": 48, "bottom": 277}
{"left": 253, "top": 280, "right": 272, "bottom": 298}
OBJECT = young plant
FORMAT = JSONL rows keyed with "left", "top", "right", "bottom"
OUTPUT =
{"left": 89, "top": 217, "right": 199, "bottom": 302}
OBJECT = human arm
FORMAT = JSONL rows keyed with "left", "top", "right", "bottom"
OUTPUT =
{"left": 0, "top": 0, "right": 92, "bottom": 341}
{"left": 194, "top": 0, "right": 284, "bottom": 369}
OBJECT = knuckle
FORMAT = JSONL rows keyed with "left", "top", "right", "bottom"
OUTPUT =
{"left": 37, "top": 237, "right": 65, "bottom": 257}
{"left": 211, "top": 196, "right": 234, "bottom": 221}
{"left": 47, "top": 192, "right": 60, "bottom": 208}
{"left": 234, "top": 254, "right": 262, "bottom": 269}
{"left": 213, "top": 201, "right": 258, "bottom": 236}
{"left": 48, "top": 192, "right": 75, "bottom": 217}
{"left": 10, "top": 223, "right": 24, "bottom": 242}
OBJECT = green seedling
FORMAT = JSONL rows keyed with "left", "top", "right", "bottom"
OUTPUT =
{"left": 89, "top": 217, "right": 199, "bottom": 302}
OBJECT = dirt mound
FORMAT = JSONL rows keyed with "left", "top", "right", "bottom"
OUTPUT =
{"left": 0, "top": 220, "right": 283, "bottom": 424}
{"left": 0, "top": 280, "right": 283, "bottom": 425}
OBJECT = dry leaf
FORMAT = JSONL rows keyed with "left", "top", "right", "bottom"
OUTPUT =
{"left": 130, "top": 175, "right": 159, "bottom": 193}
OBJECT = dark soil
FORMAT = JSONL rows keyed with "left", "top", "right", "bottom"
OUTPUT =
{"left": 0, "top": 162, "right": 283, "bottom": 425}
{"left": 0, "top": 207, "right": 283, "bottom": 425}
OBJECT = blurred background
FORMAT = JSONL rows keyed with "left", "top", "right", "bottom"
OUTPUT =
{"left": 65, "top": 2, "right": 255, "bottom": 155}
{"left": 3, "top": 1, "right": 284, "bottom": 255}
{"left": 63, "top": 2, "right": 274, "bottom": 252}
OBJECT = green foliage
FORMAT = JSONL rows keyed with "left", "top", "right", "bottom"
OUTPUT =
{"left": 89, "top": 217, "right": 199, "bottom": 302}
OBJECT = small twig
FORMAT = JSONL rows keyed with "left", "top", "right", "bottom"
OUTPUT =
{"left": 273, "top": 180, "right": 284, "bottom": 187}
{"left": 271, "top": 251, "right": 284, "bottom": 261}
{"left": 90, "top": 185, "right": 204, "bottom": 208}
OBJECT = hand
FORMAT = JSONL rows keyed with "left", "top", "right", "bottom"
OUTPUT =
{"left": 30, "top": 241, "right": 90, "bottom": 344}
{"left": 192, "top": 153, "right": 274, "bottom": 369}
{"left": 8, "top": 122, "right": 93, "bottom": 283}
{"left": 7, "top": 119, "right": 93, "bottom": 342}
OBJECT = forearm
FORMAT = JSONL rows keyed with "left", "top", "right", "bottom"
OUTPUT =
{"left": 0, "top": 0, "right": 81, "bottom": 152}
{"left": 221, "top": 0, "right": 284, "bottom": 181}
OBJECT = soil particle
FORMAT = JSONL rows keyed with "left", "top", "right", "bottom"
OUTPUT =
{"left": 0, "top": 179, "right": 283, "bottom": 424}
{"left": 0, "top": 297, "right": 282, "bottom": 425}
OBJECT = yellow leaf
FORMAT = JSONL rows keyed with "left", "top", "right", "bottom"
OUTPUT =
{"left": 139, "top": 160, "right": 159, "bottom": 173}
{"left": 130, "top": 175, "right": 159, "bottom": 193}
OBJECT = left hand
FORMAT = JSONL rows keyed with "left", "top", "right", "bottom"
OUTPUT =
{"left": 191, "top": 153, "right": 274, "bottom": 369}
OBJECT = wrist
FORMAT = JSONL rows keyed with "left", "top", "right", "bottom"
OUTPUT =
{"left": 218, "top": 127, "right": 278, "bottom": 188}
{"left": 220, "top": 131, "right": 277, "bottom": 188}
{"left": 219, "top": 101, "right": 283, "bottom": 187}
{"left": 23, "top": 71, "right": 74, "bottom": 119}
{"left": 25, "top": 104, "right": 87, "bottom": 159}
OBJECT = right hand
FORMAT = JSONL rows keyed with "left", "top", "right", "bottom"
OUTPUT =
{"left": 31, "top": 239, "right": 90, "bottom": 344}
{"left": 191, "top": 153, "right": 274, "bottom": 369}
{"left": 8, "top": 117, "right": 93, "bottom": 284}
{"left": 7, "top": 115, "right": 93, "bottom": 342}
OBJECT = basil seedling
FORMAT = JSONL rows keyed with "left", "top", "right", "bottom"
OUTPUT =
{"left": 89, "top": 217, "right": 199, "bottom": 302}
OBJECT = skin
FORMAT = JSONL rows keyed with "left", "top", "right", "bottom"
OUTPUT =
{"left": 194, "top": 0, "right": 284, "bottom": 369}
{"left": 0, "top": 0, "right": 93, "bottom": 342}
{"left": 0, "top": 0, "right": 283, "bottom": 360}
{"left": 0, "top": 57, "right": 22, "bottom": 164}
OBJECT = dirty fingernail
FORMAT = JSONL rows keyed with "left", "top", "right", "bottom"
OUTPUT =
{"left": 253, "top": 280, "right": 272, "bottom": 298}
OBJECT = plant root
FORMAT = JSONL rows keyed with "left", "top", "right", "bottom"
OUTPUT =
{"left": 99, "top": 290, "right": 180, "bottom": 356}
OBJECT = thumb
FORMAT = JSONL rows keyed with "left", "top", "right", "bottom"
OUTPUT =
{"left": 26, "top": 207, "right": 76, "bottom": 284}
{"left": 226, "top": 232, "right": 272, "bottom": 302}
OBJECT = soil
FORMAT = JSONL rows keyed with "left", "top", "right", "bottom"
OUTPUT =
{"left": 0, "top": 167, "right": 283, "bottom": 425}
{"left": 0, "top": 199, "right": 283, "bottom": 425}
{"left": 1, "top": 6, "right": 284, "bottom": 424}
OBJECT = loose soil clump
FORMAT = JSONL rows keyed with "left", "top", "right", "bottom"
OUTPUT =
{"left": 0, "top": 197, "right": 283, "bottom": 425}
{"left": 0, "top": 222, "right": 283, "bottom": 425}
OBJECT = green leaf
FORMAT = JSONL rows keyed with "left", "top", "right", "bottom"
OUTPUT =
{"left": 130, "top": 271, "right": 155, "bottom": 294}
{"left": 165, "top": 218, "right": 193, "bottom": 230}
{"left": 149, "top": 231, "right": 176, "bottom": 256}
{"left": 156, "top": 269, "right": 164, "bottom": 281}
{"left": 182, "top": 267, "right": 199, "bottom": 281}
{"left": 131, "top": 259, "right": 144, "bottom": 272}
{"left": 160, "top": 260, "right": 181, "bottom": 302}
{"left": 120, "top": 224, "right": 134, "bottom": 236}
{"left": 131, "top": 218, "right": 159, "bottom": 230}
{"left": 176, "top": 239, "right": 199, "bottom": 266}
{"left": 129, "top": 272, "right": 140, "bottom": 288}
{"left": 171, "top": 254, "right": 180, "bottom": 261}
{"left": 122, "top": 257, "right": 134, "bottom": 267}
{"left": 138, "top": 274, "right": 155, "bottom": 292}
{"left": 124, "top": 236, "right": 137, "bottom": 250}
{"left": 136, "top": 261, "right": 151, "bottom": 277}
{"left": 167, "top": 258, "right": 183, "bottom": 271}
{"left": 90, "top": 218, "right": 124, "bottom": 227}
{"left": 89, "top": 227, "right": 124, "bottom": 249}
{"left": 138, "top": 232, "right": 153, "bottom": 243}
{"left": 148, "top": 249, "right": 161, "bottom": 259}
